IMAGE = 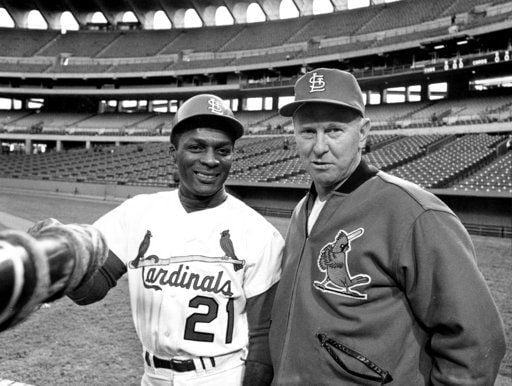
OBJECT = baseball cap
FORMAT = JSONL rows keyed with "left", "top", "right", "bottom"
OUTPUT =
{"left": 279, "top": 68, "right": 365, "bottom": 117}
{"left": 171, "top": 94, "right": 244, "bottom": 142}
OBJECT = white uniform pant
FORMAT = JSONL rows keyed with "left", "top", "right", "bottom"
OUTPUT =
{"left": 141, "top": 350, "right": 245, "bottom": 386}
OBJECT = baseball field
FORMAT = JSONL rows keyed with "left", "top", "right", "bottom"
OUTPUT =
{"left": 0, "top": 188, "right": 510, "bottom": 385}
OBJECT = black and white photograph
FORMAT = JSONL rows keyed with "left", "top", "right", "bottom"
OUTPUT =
{"left": 0, "top": 0, "right": 511, "bottom": 384}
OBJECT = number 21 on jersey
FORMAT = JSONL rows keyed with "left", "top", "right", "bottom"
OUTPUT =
{"left": 184, "top": 295, "right": 235, "bottom": 344}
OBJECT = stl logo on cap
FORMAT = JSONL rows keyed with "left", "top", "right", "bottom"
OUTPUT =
{"left": 308, "top": 72, "right": 326, "bottom": 93}
{"left": 208, "top": 97, "right": 224, "bottom": 114}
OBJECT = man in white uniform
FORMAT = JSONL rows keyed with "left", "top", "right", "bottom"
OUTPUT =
{"left": 67, "top": 94, "right": 284, "bottom": 385}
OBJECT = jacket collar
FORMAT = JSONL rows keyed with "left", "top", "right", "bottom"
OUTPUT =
{"left": 308, "top": 159, "right": 378, "bottom": 198}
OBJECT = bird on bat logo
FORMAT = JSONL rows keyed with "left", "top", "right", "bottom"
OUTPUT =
{"left": 314, "top": 228, "right": 371, "bottom": 299}
{"left": 219, "top": 230, "right": 243, "bottom": 271}
{"left": 130, "top": 230, "right": 159, "bottom": 269}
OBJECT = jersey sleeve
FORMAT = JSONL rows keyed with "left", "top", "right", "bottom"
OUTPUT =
{"left": 243, "top": 225, "right": 284, "bottom": 299}
{"left": 67, "top": 250, "right": 127, "bottom": 305}
{"left": 93, "top": 197, "right": 137, "bottom": 265}
{"left": 395, "top": 209, "right": 506, "bottom": 384}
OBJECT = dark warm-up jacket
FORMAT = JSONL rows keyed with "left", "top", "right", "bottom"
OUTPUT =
{"left": 269, "top": 160, "right": 506, "bottom": 385}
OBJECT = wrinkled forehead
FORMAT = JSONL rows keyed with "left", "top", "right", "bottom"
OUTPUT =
{"left": 293, "top": 102, "right": 362, "bottom": 126}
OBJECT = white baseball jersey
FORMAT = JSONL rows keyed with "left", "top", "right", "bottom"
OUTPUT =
{"left": 93, "top": 190, "right": 283, "bottom": 360}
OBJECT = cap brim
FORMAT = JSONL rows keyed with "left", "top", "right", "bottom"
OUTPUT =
{"left": 279, "top": 99, "right": 363, "bottom": 117}
{"left": 172, "top": 114, "right": 244, "bottom": 141}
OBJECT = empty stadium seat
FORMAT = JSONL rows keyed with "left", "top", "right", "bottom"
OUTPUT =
{"left": 1, "top": 132, "right": 508, "bottom": 194}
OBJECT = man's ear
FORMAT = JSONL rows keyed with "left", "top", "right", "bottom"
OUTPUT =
{"left": 169, "top": 144, "right": 177, "bottom": 163}
{"left": 359, "top": 118, "right": 371, "bottom": 151}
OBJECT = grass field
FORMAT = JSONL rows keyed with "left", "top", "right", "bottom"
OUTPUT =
{"left": 0, "top": 189, "right": 510, "bottom": 385}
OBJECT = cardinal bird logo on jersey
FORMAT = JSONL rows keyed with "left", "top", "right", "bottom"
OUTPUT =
{"left": 128, "top": 230, "right": 161, "bottom": 290}
{"left": 220, "top": 230, "right": 243, "bottom": 271}
{"left": 314, "top": 228, "right": 371, "bottom": 300}
{"left": 130, "top": 230, "right": 152, "bottom": 268}
{"left": 130, "top": 230, "right": 159, "bottom": 269}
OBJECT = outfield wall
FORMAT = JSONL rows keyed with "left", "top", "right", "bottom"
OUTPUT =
{"left": 1, "top": 177, "right": 510, "bottom": 237}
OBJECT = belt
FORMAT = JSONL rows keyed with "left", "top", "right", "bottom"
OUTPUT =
{"left": 145, "top": 352, "right": 196, "bottom": 372}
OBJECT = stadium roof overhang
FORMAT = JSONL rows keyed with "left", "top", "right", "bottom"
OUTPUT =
{"left": 0, "top": 0, "right": 286, "bottom": 28}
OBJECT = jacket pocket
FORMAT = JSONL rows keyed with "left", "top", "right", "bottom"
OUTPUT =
{"left": 317, "top": 333, "right": 393, "bottom": 385}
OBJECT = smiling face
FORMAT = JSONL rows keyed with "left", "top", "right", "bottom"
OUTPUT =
{"left": 172, "top": 127, "right": 234, "bottom": 200}
{"left": 293, "top": 103, "right": 370, "bottom": 199}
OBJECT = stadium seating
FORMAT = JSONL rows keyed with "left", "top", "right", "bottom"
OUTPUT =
{"left": 5, "top": 112, "right": 83, "bottom": 130}
{"left": 170, "top": 57, "right": 234, "bottom": 71}
{"left": 364, "top": 134, "right": 402, "bottom": 150}
{"left": 160, "top": 26, "right": 244, "bottom": 55}
{"left": 73, "top": 113, "right": 148, "bottom": 129}
{"left": 1, "top": 0, "right": 510, "bottom": 76}
{"left": 388, "top": 133, "right": 507, "bottom": 188}
{"left": 0, "top": 111, "right": 34, "bottom": 125}
{"left": 48, "top": 63, "right": 112, "bottom": 73}
{"left": 1, "top": 133, "right": 508, "bottom": 195}
{"left": 37, "top": 31, "right": 122, "bottom": 57}
{"left": 294, "top": 41, "right": 375, "bottom": 58}
{"left": 287, "top": 6, "right": 381, "bottom": 43}
{"left": 396, "top": 96, "right": 512, "bottom": 128}
{"left": 0, "top": 143, "right": 176, "bottom": 186}
{"left": 232, "top": 51, "right": 301, "bottom": 67}
{"left": 0, "top": 62, "right": 51, "bottom": 73}
{"left": 127, "top": 113, "right": 173, "bottom": 134}
{"left": 0, "top": 112, "right": 170, "bottom": 135}
{"left": 357, "top": 0, "right": 455, "bottom": 34}
{"left": 0, "top": 28, "right": 59, "bottom": 57}
{"left": 442, "top": 0, "right": 493, "bottom": 17}
{"left": 108, "top": 61, "right": 172, "bottom": 73}
{"left": 218, "top": 19, "right": 308, "bottom": 52}
{"left": 366, "top": 27, "right": 449, "bottom": 49}
{"left": 97, "top": 30, "right": 181, "bottom": 58}
{"left": 1, "top": 93, "right": 510, "bottom": 135}
{"left": 364, "top": 134, "right": 446, "bottom": 170}
{"left": 235, "top": 111, "right": 274, "bottom": 128}
{"left": 454, "top": 151, "right": 512, "bottom": 193}
{"left": 366, "top": 102, "right": 430, "bottom": 127}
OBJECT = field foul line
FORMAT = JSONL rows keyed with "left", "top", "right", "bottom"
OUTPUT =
{"left": 0, "top": 380, "right": 34, "bottom": 386}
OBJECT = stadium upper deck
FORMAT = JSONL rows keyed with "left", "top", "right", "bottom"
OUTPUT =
{"left": 1, "top": 94, "right": 511, "bottom": 135}
{"left": 1, "top": 0, "right": 511, "bottom": 78}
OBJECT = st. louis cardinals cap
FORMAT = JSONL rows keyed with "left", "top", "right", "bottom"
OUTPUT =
{"left": 279, "top": 68, "right": 365, "bottom": 117}
{"left": 171, "top": 94, "right": 244, "bottom": 142}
